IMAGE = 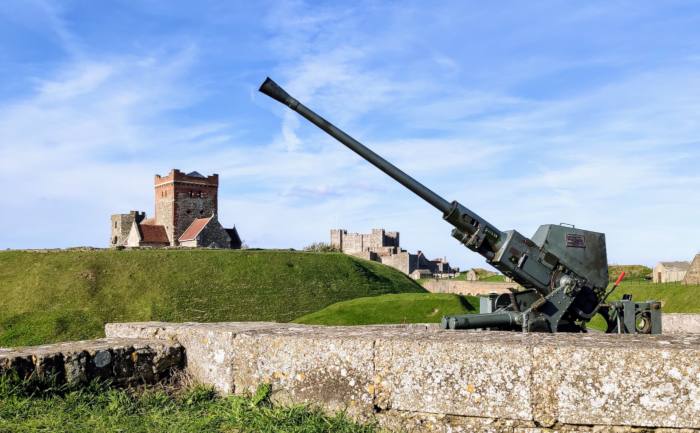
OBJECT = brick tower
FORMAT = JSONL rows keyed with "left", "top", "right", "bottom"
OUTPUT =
{"left": 154, "top": 169, "right": 219, "bottom": 245}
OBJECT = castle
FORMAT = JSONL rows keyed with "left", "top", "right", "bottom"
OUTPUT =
{"left": 110, "top": 169, "right": 241, "bottom": 249}
{"left": 330, "top": 228, "right": 456, "bottom": 278}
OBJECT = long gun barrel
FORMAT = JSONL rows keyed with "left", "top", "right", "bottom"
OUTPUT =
{"left": 259, "top": 78, "right": 504, "bottom": 258}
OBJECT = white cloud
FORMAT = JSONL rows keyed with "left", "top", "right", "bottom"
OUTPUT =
{"left": 2, "top": 1, "right": 699, "bottom": 273}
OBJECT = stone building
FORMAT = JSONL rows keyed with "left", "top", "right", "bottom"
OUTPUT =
{"left": 652, "top": 261, "right": 690, "bottom": 283}
{"left": 330, "top": 228, "right": 456, "bottom": 276}
{"left": 683, "top": 254, "right": 700, "bottom": 285}
{"left": 111, "top": 169, "right": 242, "bottom": 249}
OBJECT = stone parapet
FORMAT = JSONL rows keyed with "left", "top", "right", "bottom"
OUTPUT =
{"left": 663, "top": 313, "right": 700, "bottom": 333}
{"left": 106, "top": 322, "right": 700, "bottom": 432}
{"left": 0, "top": 338, "right": 183, "bottom": 386}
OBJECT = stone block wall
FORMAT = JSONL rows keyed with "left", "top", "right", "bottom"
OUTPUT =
{"left": 330, "top": 228, "right": 399, "bottom": 255}
{"left": 663, "top": 313, "right": 700, "bottom": 333}
{"left": 0, "top": 338, "right": 183, "bottom": 386}
{"left": 379, "top": 251, "right": 414, "bottom": 275}
{"left": 154, "top": 169, "right": 219, "bottom": 245}
{"left": 183, "top": 217, "right": 231, "bottom": 248}
{"left": 106, "top": 322, "right": 700, "bottom": 432}
{"left": 110, "top": 211, "right": 145, "bottom": 247}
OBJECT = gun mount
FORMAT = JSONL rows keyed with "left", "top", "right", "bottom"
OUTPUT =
{"left": 259, "top": 77, "right": 661, "bottom": 334}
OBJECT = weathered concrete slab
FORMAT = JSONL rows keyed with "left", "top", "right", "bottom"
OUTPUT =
{"left": 531, "top": 333, "right": 700, "bottom": 429}
{"left": 374, "top": 331, "right": 533, "bottom": 421}
{"left": 0, "top": 338, "right": 183, "bottom": 386}
{"left": 106, "top": 322, "right": 280, "bottom": 393}
{"left": 106, "top": 322, "right": 700, "bottom": 432}
{"left": 664, "top": 313, "right": 700, "bottom": 333}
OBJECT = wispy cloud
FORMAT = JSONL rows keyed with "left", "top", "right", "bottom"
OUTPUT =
{"left": 1, "top": 1, "right": 699, "bottom": 270}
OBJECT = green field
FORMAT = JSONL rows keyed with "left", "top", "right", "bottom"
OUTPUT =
{"left": 0, "top": 379, "right": 376, "bottom": 433}
{"left": 0, "top": 249, "right": 424, "bottom": 347}
{"left": 295, "top": 278, "right": 700, "bottom": 328}
{"left": 295, "top": 293, "right": 478, "bottom": 325}
{"left": 603, "top": 280, "right": 699, "bottom": 312}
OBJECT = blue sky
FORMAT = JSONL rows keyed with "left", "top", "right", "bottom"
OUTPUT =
{"left": 1, "top": 1, "right": 699, "bottom": 269}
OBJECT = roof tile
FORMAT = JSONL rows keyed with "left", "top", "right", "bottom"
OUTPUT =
{"left": 179, "top": 216, "right": 212, "bottom": 241}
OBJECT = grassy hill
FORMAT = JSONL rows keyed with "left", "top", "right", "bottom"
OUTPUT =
{"left": 294, "top": 293, "right": 478, "bottom": 325}
{"left": 0, "top": 249, "right": 424, "bottom": 347}
{"left": 608, "top": 264, "right": 652, "bottom": 281}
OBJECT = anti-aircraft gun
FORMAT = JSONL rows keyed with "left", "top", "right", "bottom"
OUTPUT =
{"left": 259, "top": 77, "right": 661, "bottom": 334}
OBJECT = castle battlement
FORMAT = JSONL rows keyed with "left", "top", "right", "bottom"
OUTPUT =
{"left": 154, "top": 169, "right": 218, "bottom": 187}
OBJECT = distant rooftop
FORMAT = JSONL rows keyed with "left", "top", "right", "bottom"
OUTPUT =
{"left": 187, "top": 171, "right": 205, "bottom": 178}
{"left": 659, "top": 261, "right": 690, "bottom": 271}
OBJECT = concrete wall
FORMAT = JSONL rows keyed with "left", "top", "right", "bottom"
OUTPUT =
{"left": 422, "top": 279, "right": 517, "bottom": 296}
{"left": 106, "top": 322, "right": 700, "bottom": 432}
{"left": 663, "top": 313, "right": 700, "bottom": 333}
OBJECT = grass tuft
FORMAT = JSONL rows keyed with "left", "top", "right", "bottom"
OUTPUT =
{"left": 0, "top": 379, "right": 379, "bottom": 433}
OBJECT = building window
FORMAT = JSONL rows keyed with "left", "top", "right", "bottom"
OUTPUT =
{"left": 114, "top": 221, "right": 117, "bottom": 228}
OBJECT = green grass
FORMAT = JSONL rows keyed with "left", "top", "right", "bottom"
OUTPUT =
{"left": 295, "top": 278, "right": 700, "bottom": 330}
{"left": 605, "top": 279, "right": 700, "bottom": 312}
{"left": 478, "top": 275, "right": 506, "bottom": 282}
{"left": 0, "top": 377, "right": 377, "bottom": 433}
{"left": 0, "top": 249, "right": 424, "bottom": 347}
{"left": 294, "top": 293, "right": 478, "bottom": 325}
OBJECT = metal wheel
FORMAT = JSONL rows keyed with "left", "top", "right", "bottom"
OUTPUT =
{"left": 635, "top": 312, "right": 652, "bottom": 334}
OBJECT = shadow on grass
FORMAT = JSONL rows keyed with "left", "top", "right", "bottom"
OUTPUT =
{"left": 457, "top": 295, "right": 477, "bottom": 312}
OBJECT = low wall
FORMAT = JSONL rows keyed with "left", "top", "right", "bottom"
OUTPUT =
{"left": 106, "top": 322, "right": 700, "bottom": 432}
{"left": 0, "top": 338, "right": 183, "bottom": 386}
{"left": 663, "top": 313, "right": 700, "bottom": 333}
{"left": 421, "top": 279, "right": 517, "bottom": 296}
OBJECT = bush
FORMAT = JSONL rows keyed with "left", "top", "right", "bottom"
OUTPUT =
{"left": 302, "top": 242, "right": 339, "bottom": 253}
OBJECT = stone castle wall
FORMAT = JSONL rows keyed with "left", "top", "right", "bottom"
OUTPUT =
{"left": 331, "top": 228, "right": 453, "bottom": 276}
{"left": 110, "top": 211, "right": 144, "bottom": 247}
{"left": 380, "top": 251, "right": 415, "bottom": 275}
{"left": 179, "top": 218, "right": 231, "bottom": 248}
{"left": 154, "top": 169, "right": 218, "bottom": 245}
{"left": 330, "top": 229, "right": 399, "bottom": 254}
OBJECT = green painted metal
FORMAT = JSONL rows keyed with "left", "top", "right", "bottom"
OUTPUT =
{"left": 259, "top": 77, "right": 661, "bottom": 334}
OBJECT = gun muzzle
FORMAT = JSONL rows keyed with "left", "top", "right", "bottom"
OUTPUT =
{"left": 259, "top": 77, "right": 298, "bottom": 108}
